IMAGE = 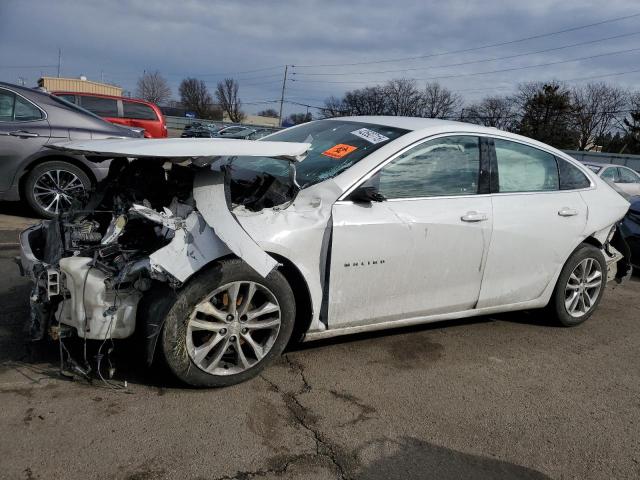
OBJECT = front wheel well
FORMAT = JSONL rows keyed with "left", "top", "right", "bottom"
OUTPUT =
{"left": 18, "top": 155, "right": 98, "bottom": 198}
{"left": 268, "top": 253, "right": 313, "bottom": 346}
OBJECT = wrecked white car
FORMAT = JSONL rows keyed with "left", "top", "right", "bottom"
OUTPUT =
{"left": 18, "top": 117, "right": 631, "bottom": 387}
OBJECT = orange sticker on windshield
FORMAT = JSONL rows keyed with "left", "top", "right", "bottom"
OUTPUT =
{"left": 322, "top": 144, "right": 357, "bottom": 159}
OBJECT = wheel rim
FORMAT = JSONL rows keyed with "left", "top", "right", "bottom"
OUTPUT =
{"left": 32, "top": 169, "right": 86, "bottom": 215}
{"left": 186, "top": 281, "right": 281, "bottom": 376}
{"left": 564, "top": 257, "right": 603, "bottom": 318}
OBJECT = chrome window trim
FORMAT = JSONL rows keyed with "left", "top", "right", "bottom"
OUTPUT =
{"left": 337, "top": 131, "right": 595, "bottom": 202}
{"left": 0, "top": 87, "right": 47, "bottom": 123}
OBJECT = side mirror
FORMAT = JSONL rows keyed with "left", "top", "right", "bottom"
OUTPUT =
{"left": 348, "top": 185, "right": 386, "bottom": 203}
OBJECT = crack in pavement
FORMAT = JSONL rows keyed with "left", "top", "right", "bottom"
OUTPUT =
{"left": 257, "top": 354, "right": 353, "bottom": 480}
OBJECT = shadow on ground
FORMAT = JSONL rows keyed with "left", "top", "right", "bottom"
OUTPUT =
{"left": 356, "top": 437, "right": 551, "bottom": 480}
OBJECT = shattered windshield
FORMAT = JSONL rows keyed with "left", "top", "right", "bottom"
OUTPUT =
{"left": 228, "top": 120, "right": 409, "bottom": 188}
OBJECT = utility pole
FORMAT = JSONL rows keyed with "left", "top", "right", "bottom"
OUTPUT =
{"left": 278, "top": 65, "right": 288, "bottom": 127}
{"left": 57, "top": 48, "right": 61, "bottom": 77}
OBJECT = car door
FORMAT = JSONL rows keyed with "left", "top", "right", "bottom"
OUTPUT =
{"left": 615, "top": 167, "right": 640, "bottom": 196}
{"left": 328, "top": 135, "right": 493, "bottom": 328}
{"left": 0, "top": 87, "right": 50, "bottom": 193}
{"left": 477, "top": 138, "right": 589, "bottom": 308}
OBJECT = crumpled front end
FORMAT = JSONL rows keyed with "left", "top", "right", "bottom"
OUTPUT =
{"left": 17, "top": 154, "right": 293, "bottom": 354}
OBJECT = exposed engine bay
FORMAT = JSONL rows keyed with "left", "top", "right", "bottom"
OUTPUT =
{"left": 18, "top": 152, "right": 304, "bottom": 381}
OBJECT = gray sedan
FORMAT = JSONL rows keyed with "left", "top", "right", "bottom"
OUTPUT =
{"left": 0, "top": 81, "right": 140, "bottom": 217}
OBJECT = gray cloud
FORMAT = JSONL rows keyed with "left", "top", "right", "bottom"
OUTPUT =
{"left": 1, "top": 0, "right": 638, "bottom": 114}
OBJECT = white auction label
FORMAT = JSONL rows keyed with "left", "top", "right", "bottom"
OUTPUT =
{"left": 350, "top": 128, "right": 390, "bottom": 145}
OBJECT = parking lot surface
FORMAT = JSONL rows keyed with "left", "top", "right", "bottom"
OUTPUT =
{"left": 0, "top": 212, "right": 639, "bottom": 479}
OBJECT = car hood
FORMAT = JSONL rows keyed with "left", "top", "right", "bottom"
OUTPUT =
{"left": 46, "top": 138, "right": 311, "bottom": 162}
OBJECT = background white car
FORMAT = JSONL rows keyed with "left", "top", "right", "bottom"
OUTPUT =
{"left": 20, "top": 117, "right": 630, "bottom": 387}
{"left": 584, "top": 162, "right": 640, "bottom": 197}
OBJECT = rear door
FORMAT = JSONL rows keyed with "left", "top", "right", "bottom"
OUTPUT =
{"left": 477, "top": 138, "right": 589, "bottom": 308}
{"left": 328, "top": 135, "right": 493, "bottom": 328}
{"left": 0, "top": 87, "right": 51, "bottom": 192}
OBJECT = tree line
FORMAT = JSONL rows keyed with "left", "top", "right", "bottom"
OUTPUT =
{"left": 135, "top": 71, "right": 311, "bottom": 126}
{"left": 321, "top": 78, "right": 640, "bottom": 153}
{"left": 134, "top": 70, "right": 640, "bottom": 152}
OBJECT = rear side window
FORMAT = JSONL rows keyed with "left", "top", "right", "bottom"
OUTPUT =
{"left": 558, "top": 159, "right": 591, "bottom": 190}
{"left": 80, "top": 96, "right": 118, "bottom": 117}
{"left": 601, "top": 167, "right": 618, "bottom": 183}
{"left": 618, "top": 167, "right": 640, "bottom": 183}
{"left": 377, "top": 136, "right": 480, "bottom": 198}
{"left": 0, "top": 89, "right": 43, "bottom": 121}
{"left": 123, "top": 101, "right": 157, "bottom": 120}
{"left": 494, "top": 139, "right": 558, "bottom": 192}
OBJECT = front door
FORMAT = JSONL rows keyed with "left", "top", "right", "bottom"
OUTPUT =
{"left": 328, "top": 135, "right": 493, "bottom": 328}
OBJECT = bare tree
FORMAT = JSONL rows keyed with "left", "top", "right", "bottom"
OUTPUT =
{"left": 257, "top": 108, "right": 279, "bottom": 118}
{"left": 571, "top": 82, "right": 627, "bottom": 150}
{"left": 136, "top": 71, "right": 171, "bottom": 105}
{"left": 179, "top": 78, "right": 217, "bottom": 119}
{"left": 320, "top": 96, "right": 347, "bottom": 118}
{"left": 385, "top": 79, "right": 421, "bottom": 116}
{"left": 215, "top": 78, "right": 245, "bottom": 123}
{"left": 344, "top": 85, "right": 388, "bottom": 115}
{"left": 462, "top": 96, "right": 516, "bottom": 130}
{"left": 419, "top": 82, "right": 462, "bottom": 118}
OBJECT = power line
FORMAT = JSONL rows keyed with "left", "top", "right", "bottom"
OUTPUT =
{"left": 291, "top": 46, "right": 640, "bottom": 85}
{"left": 293, "top": 12, "right": 640, "bottom": 68}
{"left": 0, "top": 65, "right": 57, "bottom": 69}
{"left": 292, "top": 31, "right": 640, "bottom": 77}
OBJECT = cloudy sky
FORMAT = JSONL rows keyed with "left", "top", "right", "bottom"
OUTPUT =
{"left": 1, "top": 0, "right": 639, "bottom": 115}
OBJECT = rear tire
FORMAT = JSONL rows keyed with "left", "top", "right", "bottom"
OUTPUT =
{"left": 24, "top": 161, "right": 91, "bottom": 218}
{"left": 161, "top": 259, "right": 295, "bottom": 387}
{"left": 549, "top": 244, "right": 606, "bottom": 326}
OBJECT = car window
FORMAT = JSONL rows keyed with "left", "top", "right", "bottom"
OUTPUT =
{"left": 14, "top": 95, "right": 43, "bottom": 121}
{"left": 79, "top": 96, "right": 119, "bottom": 117}
{"left": 0, "top": 89, "right": 15, "bottom": 121}
{"left": 585, "top": 164, "right": 602, "bottom": 173}
{"left": 558, "top": 159, "right": 591, "bottom": 190}
{"left": 228, "top": 120, "right": 408, "bottom": 188}
{"left": 56, "top": 94, "right": 77, "bottom": 104}
{"left": 0, "top": 89, "right": 42, "bottom": 122}
{"left": 618, "top": 167, "right": 640, "bottom": 183}
{"left": 123, "top": 101, "right": 157, "bottom": 120}
{"left": 376, "top": 136, "right": 480, "bottom": 199}
{"left": 494, "top": 139, "right": 558, "bottom": 192}
{"left": 601, "top": 167, "right": 618, "bottom": 183}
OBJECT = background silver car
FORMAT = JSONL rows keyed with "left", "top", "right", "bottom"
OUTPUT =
{"left": 0, "top": 81, "right": 140, "bottom": 217}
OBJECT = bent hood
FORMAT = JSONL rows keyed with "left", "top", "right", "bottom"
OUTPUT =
{"left": 47, "top": 137, "right": 311, "bottom": 162}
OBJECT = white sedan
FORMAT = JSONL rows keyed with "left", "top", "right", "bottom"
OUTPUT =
{"left": 583, "top": 162, "right": 640, "bottom": 197}
{"left": 19, "top": 117, "right": 630, "bottom": 387}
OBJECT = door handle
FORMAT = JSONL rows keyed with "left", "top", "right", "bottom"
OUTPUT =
{"left": 9, "top": 130, "right": 39, "bottom": 138}
{"left": 461, "top": 211, "right": 488, "bottom": 222}
{"left": 558, "top": 207, "right": 579, "bottom": 217}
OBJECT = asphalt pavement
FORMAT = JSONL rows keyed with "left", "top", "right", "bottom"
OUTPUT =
{"left": 0, "top": 203, "right": 639, "bottom": 480}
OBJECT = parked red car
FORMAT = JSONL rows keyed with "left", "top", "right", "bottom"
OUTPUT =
{"left": 52, "top": 92, "right": 167, "bottom": 138}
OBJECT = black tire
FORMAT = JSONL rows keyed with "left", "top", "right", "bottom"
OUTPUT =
{"left": 23, "top": 160, "right": 92, "bottom": 218}
{"left": 549, "top": 243, "right": 607, "bottom": 327}
{"left": 161, "top": 259, "right": 296, "bottom": 387}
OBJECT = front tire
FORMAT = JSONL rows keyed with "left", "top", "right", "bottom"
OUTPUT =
{"left": 549, "top": 244, "right": 606, "bottom": 326}
{"left": 161, "top": 259, "right": 295, "bottom": 387}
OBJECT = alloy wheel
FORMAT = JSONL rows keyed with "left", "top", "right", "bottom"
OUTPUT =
{"left": 32, "top": 169, "right": 87, "bottom": 215}
{"left": 186, "top": 281, "right": 281, "bottom": 376}
{"left": 564, "top": 257, "right": 603, "bottom": 318}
